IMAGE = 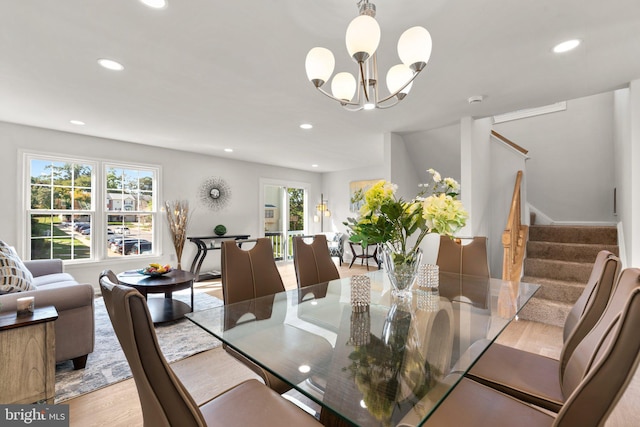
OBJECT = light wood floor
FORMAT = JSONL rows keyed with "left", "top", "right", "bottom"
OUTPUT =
{"left": 66, "top": 262, "right": 639, "bottom": 426}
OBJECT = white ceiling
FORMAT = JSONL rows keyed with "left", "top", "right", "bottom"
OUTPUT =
{"left": 1, "top": 0, "right": 639, "bottom": 172}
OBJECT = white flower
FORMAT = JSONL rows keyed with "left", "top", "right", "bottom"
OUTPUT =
{"left": 444, "top": 177, "right": 460, "bottom": 191}
{"left": 427, "top": 168, "right": 441, "bottom": 183}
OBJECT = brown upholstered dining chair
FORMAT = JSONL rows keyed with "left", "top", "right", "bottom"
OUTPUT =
{"left": 436, "top": 235, "right": 490, "bottom": 278}
{"left": 293, "top": 234, "right": 340, "bottom": 292}
{"left": 419, "top": 269, "right": 640, "bottom": 427}
{"left": 220, "top": 238, "right": 289, "bottom": 394}
{"left": 466, "top": 253, "right": 624, "bottom": 413}
{"left": 98, "top": 270, "right": 322, "bottom": 427}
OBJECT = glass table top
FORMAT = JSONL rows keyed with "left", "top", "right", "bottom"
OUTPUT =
{"left": 187, "top": 270, "right": 539, "bottom": 426}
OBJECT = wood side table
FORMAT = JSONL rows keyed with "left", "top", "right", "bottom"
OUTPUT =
{"left": 117, "top": 269, "right": 195, "bottom": 323}
{"left": 348, "top": 242, "right": 380, "bottom": 270}
{"left": 0, "top": 305, "right": 58, "bottom": 404}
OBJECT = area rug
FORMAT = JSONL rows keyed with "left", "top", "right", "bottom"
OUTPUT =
{"left": 54, "top": 291, "right": 223, "bottom": 403}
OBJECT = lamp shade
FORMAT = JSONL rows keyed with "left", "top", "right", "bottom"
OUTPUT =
{"left": 305, "top": 47, "right": 335, "bottom": 85}
{"left": 397, "top": 26, "right": 432, "bottom": 71}
{"left": 345, "top": 15, "right": 380, "bottom": 62}
{"left": 331, "top": 72, "right": 357, "bottom": 101}
{"left": 386, "top": 64, "right": 414, "bottom": 95}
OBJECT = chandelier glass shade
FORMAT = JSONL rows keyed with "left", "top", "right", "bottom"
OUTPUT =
{"left": 305, "top": 0, "right": 432, "bottom": 111}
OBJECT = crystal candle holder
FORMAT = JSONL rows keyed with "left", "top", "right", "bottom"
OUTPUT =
{"left": 348, "top": 310, "right": 371, "bottom": 346}
{"left": 350, "top": 275, "right": 371, "bottom": 312}
{"left": 417, "top": 288, "right": 440, "bottom": 312}
{"left": 418, "top": 263, "right": 439, "bottom": 290}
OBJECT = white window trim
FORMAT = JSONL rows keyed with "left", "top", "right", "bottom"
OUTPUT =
{"left": 19, "top": 150, "right": 162, "bottom": 265}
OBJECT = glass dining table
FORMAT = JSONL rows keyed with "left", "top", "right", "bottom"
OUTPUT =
{"left": 186, "top": 270, "right": 539, "bottom": 427}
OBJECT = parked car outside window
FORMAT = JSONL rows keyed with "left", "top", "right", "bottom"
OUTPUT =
{"left": 113, "top": 226, "right": 130, "bottom": 236}
{"left": 129, "top": 241, "right": 152, "bottom": 255}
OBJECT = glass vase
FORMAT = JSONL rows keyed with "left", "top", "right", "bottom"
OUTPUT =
{"left": 381, "top": 246, "right": 423, "bottom": 299}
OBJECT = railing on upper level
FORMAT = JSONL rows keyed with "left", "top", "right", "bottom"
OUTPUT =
{"left": 491, "top": 130, "right": 529, "bottom": 156}
{"left": 265, "top": 230, "right": 306, "bottom": 260}
{"left": 502, "top": 170, "right": 529, "bottom": 282}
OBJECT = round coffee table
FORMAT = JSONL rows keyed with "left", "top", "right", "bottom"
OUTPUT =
{"left": 116, "top": 269, "right": 196, "bottom": 323}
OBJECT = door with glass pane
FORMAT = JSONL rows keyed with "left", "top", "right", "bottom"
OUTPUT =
{"left": 263, "top": 183, "right": 307, "bottom": 261}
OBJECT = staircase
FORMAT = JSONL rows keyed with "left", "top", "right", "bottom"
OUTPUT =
{"left": 518, "top": 225, "right": 619, "bottom": 327}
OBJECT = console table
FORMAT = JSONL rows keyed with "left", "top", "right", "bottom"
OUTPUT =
{"left": 188, "top": 234, "right": 250, "bottom": 281}
{"left": 0, "top": 305, "right": 58, "bottom": 404}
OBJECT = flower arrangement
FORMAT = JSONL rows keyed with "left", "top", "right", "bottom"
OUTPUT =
{"left": 344, "top": 169, "right": 468, "bottom": 296}
{"left": 345, "top": 168, "right": 468, "bottom": 255}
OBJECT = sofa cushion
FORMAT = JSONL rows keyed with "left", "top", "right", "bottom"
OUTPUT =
{"left": 0, "top": 241, "right": 36, "bottom": 293}
{"left": 33, "top": 272, "right": 77, "bottom": 287}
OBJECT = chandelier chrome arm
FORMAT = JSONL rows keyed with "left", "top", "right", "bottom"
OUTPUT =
{"left": 311, "top": 67, "right": 422, "bottom": 111}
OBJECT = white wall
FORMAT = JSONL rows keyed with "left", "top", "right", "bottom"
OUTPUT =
{"left": 493, "top": 92, "right": 616, "bottom": 223}
{"left": 387, "top": 132, "right": 420, "bottom": 201}
{"left": 631, "top": 80, "right": 640, "bottom": 268}
{"left": 402, "top": 123, "right": 462, "bottom": 184}
{"left": 613, "top": 81, "right": 640, "bottom": 268}
{"left": 0, "top": 121, "right": 322, "bottom": 286}
{"left": 461, "top": 117, "right": 493, "bottom": 238}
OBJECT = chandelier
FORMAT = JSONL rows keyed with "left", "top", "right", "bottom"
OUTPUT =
{"left": 305, "top": 0, "right": 432, "bottom": 111}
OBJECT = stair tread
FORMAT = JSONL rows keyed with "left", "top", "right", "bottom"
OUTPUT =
{"left": 522, "top": 276, "right": 585, "bottom": 287}
{"left": 525, "top": 258, "right": 594, "bottom": 267}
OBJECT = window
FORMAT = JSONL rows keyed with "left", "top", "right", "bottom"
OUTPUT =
{"left": 105, "top": 166, "right": 156, "bottom": 257}
{"left": 25, "top": 154, "right": 159, "bottom": 262}
{"left": 28, "top": 157, "right": 95, "bottom": 260}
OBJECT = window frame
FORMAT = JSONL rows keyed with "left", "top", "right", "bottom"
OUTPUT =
{"left": 21, "top": 151, "right": 162, "bottom": 264}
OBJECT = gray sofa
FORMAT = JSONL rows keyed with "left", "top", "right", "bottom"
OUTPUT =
{"left": 0, "top": 259, "right": 94, "bottom": 369}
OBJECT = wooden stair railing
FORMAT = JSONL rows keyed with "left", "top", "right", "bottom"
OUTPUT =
{"left": 502, "top": 170, "right": 529, "bottom": 282}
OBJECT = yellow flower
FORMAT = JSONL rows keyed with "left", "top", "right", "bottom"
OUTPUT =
{"left": 422, "top": 194, "right": 468, "bottom": 236}
{"left": 363, "top": 180, "right": 395, "bottom": 212}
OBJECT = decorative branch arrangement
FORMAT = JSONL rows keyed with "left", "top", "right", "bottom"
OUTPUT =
{"left": 165, "top": 200, "right": 190, "bottom": 270}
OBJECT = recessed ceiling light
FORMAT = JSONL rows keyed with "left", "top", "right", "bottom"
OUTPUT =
{"left": 69, "top": 120, "right": 85, "bottom": 126}
{"left": 140, "top": 0, "right": 167, "bottom": 9}
{"left": 97, "top": 58, "right": 124, "bottom": 71}
{"left": 553, "top": 39, "right": 581, "bottom": 53}
{"left": 224, "top": 148, "right": 233, "bottom": 153}
{"left": 311, "top": 164, "right": 319, "bottom": 168}
{"left": 300, "top": 123, "right": 313, "bottom": 130}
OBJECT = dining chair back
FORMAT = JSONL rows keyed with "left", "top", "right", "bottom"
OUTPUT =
{"left": 220, "top": 238, "right": 293, "bottom": 394}
{"left": 98, "top": 270, "right": 323, "bottom": 427}
{"left": 436, "top": 236, "right": 490, "bottom": 278}
{"left": 559, "top": 250, "right": 621, "bottom": 375}
{"left": 293, "top": 234, "right": 340, "bottom": 289}
{"left": 221, "top": 238, "right": 285, "bottom": 304}
{"left": 555, "top": 278, "right": 640, "bottom": 426}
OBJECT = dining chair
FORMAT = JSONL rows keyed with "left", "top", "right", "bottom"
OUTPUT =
{"left": 220, "top": 238, "right": 290, "bottom": 393}
{"left": 292, "top": 234, "right": 340, "bottom": 293}
{"left": 98, "top": 270, "right": 323, "bottom": 427}
{"left": 436, "top": 235, "right": 490, "bottom": 278}
{"left": 418, "top": 270, "right": 640, "bottom": 427}
{"left": 466, "top": 255, "right": 626, "bottom": 413}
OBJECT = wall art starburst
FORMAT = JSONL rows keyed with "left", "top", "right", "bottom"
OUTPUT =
{"left": 199, "top": 176, "right": 231, "bottom": 211}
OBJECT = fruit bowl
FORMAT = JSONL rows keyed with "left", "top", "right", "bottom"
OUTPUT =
{"left": 138, "top": 264, "right": 172, "bottom": 276}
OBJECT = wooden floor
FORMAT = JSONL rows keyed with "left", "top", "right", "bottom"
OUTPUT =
{"left": 66, "top": 261, "right": 639, "bottom": 426}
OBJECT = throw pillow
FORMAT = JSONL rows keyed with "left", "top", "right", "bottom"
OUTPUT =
{"left": 0, "top": 241, "right": 36, "bottom": 293}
